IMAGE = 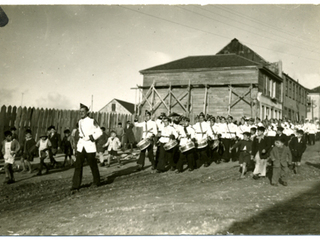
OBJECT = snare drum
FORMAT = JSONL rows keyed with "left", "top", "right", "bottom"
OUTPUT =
{"left": 180, "top": 141, "right": 195, "bottom": 153}
{"left": 137, "top": 139, "right": 151, "bottom": 150}
{"left": 163, "top": 140, "right": 178, "bottom": 151}
{"left": 197, "top": 138, "right": 208, "bottom": 149}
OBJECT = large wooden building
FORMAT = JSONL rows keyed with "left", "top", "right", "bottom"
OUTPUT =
{"left": 136, "top": 38, "right": 308, "bottom": 123}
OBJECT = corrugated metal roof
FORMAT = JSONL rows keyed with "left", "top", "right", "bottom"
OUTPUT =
{"left": 140, "top": 54, "right": 260, "bottom": 73}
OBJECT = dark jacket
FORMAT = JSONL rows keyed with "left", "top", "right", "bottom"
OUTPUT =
{"left": 96, "top": 132, "right": 109, "bottom": 153}
{"left": 123, "top": 123, "right": 136, "bottom": 144}
{"left": 275, "top": 133, "right": 288, "bottom": 146}
{"left": 289, "top": 136, "right": 307, "bottom": 162}
{"left": 48, "top": 132, "right": 61, "bottom": 149}
{"left": 270, "top": 146, "right": 292, "bottom": 167}
{"left": 251, "top": 135, "right": 271, "bottom": 159}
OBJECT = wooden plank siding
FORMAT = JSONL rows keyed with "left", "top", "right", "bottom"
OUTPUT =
{"left": 139, "top": 67, "right": 260, "bottom": 123}
{"left": 0, "top": 105, "right": 142, "bottom": 149}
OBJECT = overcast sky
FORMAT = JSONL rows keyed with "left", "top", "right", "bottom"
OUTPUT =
{"left": 0, "top": 4, "right": 319, "bottom": 111}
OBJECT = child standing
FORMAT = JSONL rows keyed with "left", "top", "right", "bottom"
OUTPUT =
{"left": 288, "top": 129, "right": 307, "bottom": 174}
{"left": 270, "top": 139, "right": 292, "bottom": 186}
{"left": 103, "top": 130, "right": 122, "bottom": 168}
{"left": 61, "top": 129, "right": 73, "bottom": 167}
{"left": 35, "top": 133, "right": 52, "bottom": 176}
{"left": 230, "top": 132, "right": 252, "bottom": 179}
{"left": 21, "top": 129, "right": 36, "bottom": 173}
{"left": 251, "top": 126, "right": 271, "bottom": 180}
{"left": 2, "top": 130, "right": 20, "bottom": 184}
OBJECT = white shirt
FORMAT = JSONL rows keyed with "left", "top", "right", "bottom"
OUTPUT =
{"left": 178, "top": 125, "right": 195, "bottom": 146}
{"left": 237, "top": 124, "right": 250, "bottom": 139}
{"left": 77, "top": 116, "right": 103, "bottom": 153}
{"left": 104, "top": 137, "right": 121, "bottom": 151}
{"left": 159, "top": 125, "right": 178, "bottom": 143}
{"left": 193, "top": 121, "right": 213, "bottom": 142}
{"left": 135, "top": 119, "right": 158, "bottom": 140}
{"left": 4, "top": 141, "right": 14, "bottom": 164}
{"left": 226, "top": 123, "right": 238, "bottom": 139}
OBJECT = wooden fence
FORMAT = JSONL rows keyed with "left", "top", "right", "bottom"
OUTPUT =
{"left": 0, "top": 105, "right": 142, "bottom": 145}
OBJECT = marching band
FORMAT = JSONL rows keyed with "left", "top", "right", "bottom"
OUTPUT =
{"left": 134, "top": 110, "right": 320, "bottom": 173}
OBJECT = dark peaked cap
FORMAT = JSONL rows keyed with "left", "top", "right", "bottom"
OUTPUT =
{"left": 80, "top": 103, "right": 89, "bottom": 111}
{"left": 169, "top": 112, "right": 180, "bottom": 117}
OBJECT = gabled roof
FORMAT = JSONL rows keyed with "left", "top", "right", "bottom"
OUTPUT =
{"left": 114, "top": 99, "right": 135, "bottom": 114}
{"left": 216, "top": 38, "right": 268, "bottom": 64}
{"left": 309, "top": 86, "right": 320, "bottom": 94}
{"left": 99, "top": 98, "right": 135, "bottom": 114}
{"left": 140, "top": 54, "right": 260, "bottom": 73}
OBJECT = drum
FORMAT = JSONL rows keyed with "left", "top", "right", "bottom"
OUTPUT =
{"left": 180, "top": 141, "right": 195, "bottom": 153}
{"left": 197, "top": 138, "right": 208, "bottom": 149}
{"left": 137, "top": 139, "right": 151, "bottom": 150}
{"left": 163, "top": 140, "right": 178, "bottom": 151}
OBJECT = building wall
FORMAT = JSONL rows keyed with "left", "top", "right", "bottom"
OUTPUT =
{"left": 99, "top": 99, "right": 131, "bottom": 115}
{"left": 282, "top": 75, "right": 308, "bottom": 121}
{"left": 140, "top": 67, "right": 261, "bottom": 123}
{"left": 142, "top": 66, "right": 259, "bottom": 87}
{"left": 307, "top": 93, "right": 320, "bottom": 120}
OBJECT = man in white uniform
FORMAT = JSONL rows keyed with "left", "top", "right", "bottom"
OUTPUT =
{"left": 71, "top": 103, "right": 103, "bottom": 191}
{"left": 134, "top": 110, "right": 158, "bottom": 171}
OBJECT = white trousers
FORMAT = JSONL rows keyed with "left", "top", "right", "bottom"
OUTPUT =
{"left": 253, "top": 152, "right": 267, "bottom": 177}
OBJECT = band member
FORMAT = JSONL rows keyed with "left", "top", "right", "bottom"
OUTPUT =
{"left": 237, "top": 117, "right": 250, "bottom": 140}
{"left": 134, "top": 110, "right": 157, "bottom": 171}
{"left": 176, "top": 117, "right": 196, "bottom": 173}
{"left": 154, "top": 113, "right": 166, "bottom": 169}
{"left": 265, "top": 120, "right": 277, "bottom": 147}
{"left": 193, "top": 112, "right": 213, "bottom": 168}
{"left": 156, "top": 116, "right": 178, "bottom": 173}
{"left": 169, "top": 112, "right": 182, "bottom": 169}
{"left": 70, "top": 103, "right": 102, "bottom": 192}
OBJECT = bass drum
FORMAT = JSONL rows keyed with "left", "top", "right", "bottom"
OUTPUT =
{"left": 180, "top": 141, "right": 195, "bottom": 153}
{"left": 164, "top": 140, "right": 178, "bottom": 151}
{"left": 136, "top": 139, "right": 151, "bottom": 150}
{"left": 197, "top": 138, "right": 208, "bottom": 149}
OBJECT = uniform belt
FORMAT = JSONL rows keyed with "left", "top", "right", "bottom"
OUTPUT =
{"left": 161, "top": 136, "right": 169, "bottom": 138}
{"left": 196, "top": 132, "right": 206, "bottom": 134}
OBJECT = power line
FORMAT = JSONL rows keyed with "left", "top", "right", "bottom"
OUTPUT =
{"left": 118, "top": 5, "right": 320, "bottom": 62}
{"left": 176, "top": 6, "right": 320, "bottom": 56}
{"left": 213, "top": 5, "right": 320, "bottom": 47}
{"left": 194, "top": 5, "right": 320, "bottom": 53}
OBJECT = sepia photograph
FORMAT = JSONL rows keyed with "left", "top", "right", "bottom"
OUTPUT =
{"left": 0, "top": 1, "right": 320, "bottom": 236}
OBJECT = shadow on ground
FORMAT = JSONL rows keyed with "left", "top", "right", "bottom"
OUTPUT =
{"left": 226, "top": 181, "right": 320, "bottom": 235}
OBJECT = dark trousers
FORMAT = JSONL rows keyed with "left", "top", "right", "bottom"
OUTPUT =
{"left": 308, "top": 134, "right": 315, "bottom": 145}
{"left": 176, "top": 149, "right": 195, "bottom": 171}
{"left": 221, "top": 138, "right": 232, "bottom": 161}
{"left": 48, "top": 148, "right": 58, "bottom": 164}
{"left": 157, "top": 143, "right": 173, "bottom": 171}
{"left": 4, "top": 163, "right": 14, "bottom": 181}
{"left": 272, "top": 166, "right": 288, "bottom": 184}
{"left": 196, "top": 146, "right": 209, "bottom": 168}
{"left": 72, "top": 148, "right": 100, "bottom": 189}
{"left": 137, "top": 143, "right": 154, "bottom": 168}
{"left": 38, "top": 154, "right": 49, "bottom": 173}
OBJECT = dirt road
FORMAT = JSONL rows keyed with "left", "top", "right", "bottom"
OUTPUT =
{"left": 1, "top": 142, "right": 320, "bottom": 235}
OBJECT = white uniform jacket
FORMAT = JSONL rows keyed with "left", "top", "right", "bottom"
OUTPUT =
{"left": 237, "top": 124, "right": 250, "bottom": 139}
{"left": 193, "top": 121, "right": 213, "bottom": 142}
{"left": 178, "top": 125, "right": 195, "bottom": 146}
{"left": 159, "top": 125, "right": 178, "bottom": 143}
{"left": 77, "top": 116, "right": 103, "bottom": 153}
{"left": 135, "top": 120, "right": 158, "bottom": 140}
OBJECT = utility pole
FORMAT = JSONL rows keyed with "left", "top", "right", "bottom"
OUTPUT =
{"left": 91, "top": 95, "right": 93, "bottom": 112}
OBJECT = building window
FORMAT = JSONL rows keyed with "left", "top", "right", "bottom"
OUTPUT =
{"left": 266, "top": 107, "right": 269, "bottom": 119}
{"left": 112, "top": 103, "right": 116, "bottom": 111}
{"left": 293, "top": 83, "right": 296, "bottom": 100}
{"left": 275, "top": 110, "right": 277, "bottom": 119}
{"left": 262, "top": 105, "right": 265, "bottom": 119}
{"left": 289, "top": 81, "right": 292, "bottom": 98}
{"left": 285, "top": 79, "right": 288, "bottom": 96}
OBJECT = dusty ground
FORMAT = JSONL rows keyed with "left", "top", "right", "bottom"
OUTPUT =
{"left": 1, "top": 142, "right": 320, "bottom": 235}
